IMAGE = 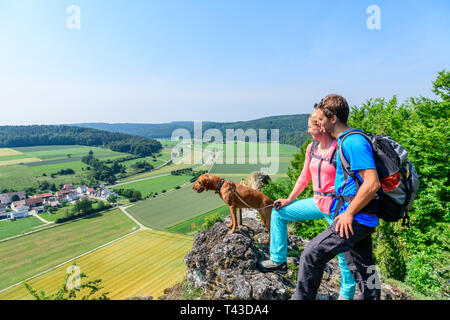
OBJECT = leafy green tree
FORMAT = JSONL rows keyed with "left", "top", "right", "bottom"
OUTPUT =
{"left": 107, "top": 194, "right": 118, "bottom": 204}
{"left": 431, "top": 69, "right": 450, "bottom": 102}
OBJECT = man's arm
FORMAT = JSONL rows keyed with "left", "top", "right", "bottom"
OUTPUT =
{"left": 334, "top": 168, "right": 381, "bottom": 238}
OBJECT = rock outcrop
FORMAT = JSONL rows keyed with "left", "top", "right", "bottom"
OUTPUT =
{"left": 162, "top": 217, "right": 411, "bottom": 300}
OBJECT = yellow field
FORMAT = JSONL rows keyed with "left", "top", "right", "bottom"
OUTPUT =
{"left": 0, "top": 230, "right": 193, "bottom": 300}
{"left": 0, "top": 148, "right": 23, "bottom": 157}
{"left": 0, "top": 157, "right": 41, "bottom": 167}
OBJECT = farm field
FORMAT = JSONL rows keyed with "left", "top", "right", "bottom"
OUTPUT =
{"left": 209, "top": 142, "right": 298, "bottom": 177}
{"left": 0, "top": 229, "right": 192, "bottom": 300}
{"left": 167, "top": 205, "right": 230, "bottom": 235}
{"left": 0, "top": 208, "right": 137, "bottom": 291}
{"left": 116, "top": 148, "right": 207, "bottom": 183}
{"left": 0, "top": 145, "right": 129, "bottom": 191}
{"left": 0, "top": 216, "right": 45, "bottom": 240}
{"left": 126, "top": 175, "right": 246, "bottom": 230}
{"left": 127, "top": 183, "right": 223, "bottom": 230}
{"left": 112, "top": 174, "right": 193, "bottom": 198}
{"left": 0, "top": 145, "right": 175, "bottom": 191}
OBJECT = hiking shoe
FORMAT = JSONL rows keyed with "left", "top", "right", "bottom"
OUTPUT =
{"left": 257, "top": 260, "right": 287, "bottom": 274}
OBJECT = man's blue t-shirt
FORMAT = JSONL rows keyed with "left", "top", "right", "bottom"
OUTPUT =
{"left": 330, "top": 129, "right": 379, "bottom": 228}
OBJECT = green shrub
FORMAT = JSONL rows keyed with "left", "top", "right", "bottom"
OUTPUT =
{"left": 200, "top": 213, "right": 223, "bottom": 231}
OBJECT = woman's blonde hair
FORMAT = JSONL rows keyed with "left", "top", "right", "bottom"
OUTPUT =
{"left": 308, "top": 111, "right": 320, "bottom": 127}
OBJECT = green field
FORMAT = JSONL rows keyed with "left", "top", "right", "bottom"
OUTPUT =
{"left": 0, "top": 145, "right": 178, "bottom": 192}
{"left": 126, "top": 175, "right": 246, "bottom": 230}
{"left": 0, "top": 208, "right": 137, "bottom": 291}
{"left": 14, "top": 145, "right": 124, "bottom": 160}
{"left": 167, "top": 205, "right": 230, "bottom": 235}
{"left": 209, "top": 142, "right": 297, "bottom": 176}
{"left": 0, "top": 216, "right": 45, "bottom": 240}
{"left": 112, "top": 174, "right": 193, "bottom": 198}
{"left": 127, "top": 183, "right": 224, "bottom": 230}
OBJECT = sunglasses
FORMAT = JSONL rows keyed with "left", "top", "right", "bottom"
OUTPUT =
{"left": 314, "top": 98, "right": 324, "bottom": 109}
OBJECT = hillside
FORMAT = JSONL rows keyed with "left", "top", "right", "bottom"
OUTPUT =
{"left": 0, "top": 125, "right": 162, "bottom": 156}
{"left": 73, "top": 114, "right": 310, "bottom": 147}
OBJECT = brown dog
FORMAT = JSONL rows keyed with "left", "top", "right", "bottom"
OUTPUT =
{"left": 192, "top": 173, "right": 273, "bottom": 235}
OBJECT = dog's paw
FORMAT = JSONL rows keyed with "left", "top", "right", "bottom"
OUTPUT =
{"left": 227, "top": 229, "right": 236, "bottom": 235}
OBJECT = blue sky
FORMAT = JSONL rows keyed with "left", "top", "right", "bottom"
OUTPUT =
{"left": 0, "top": 0, "right": 449, "bottom": 125}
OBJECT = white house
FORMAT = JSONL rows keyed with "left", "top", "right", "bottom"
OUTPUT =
{"left": 100, "top": 188, "right": 118, "bottom": 200}
{"left": 66, "top": 193, "right": 79, "bottom": 202}
{"left": 76, "top": 186, "right": 88, "bottom": 194}
{"left": 0, "top": 205, "right": 8, "bottom": 220}
{"left": 30, "top": 206, "right": 45, "bottom": 215}
{"left": 10, "top": 205, "right": 29, "bottom": 219}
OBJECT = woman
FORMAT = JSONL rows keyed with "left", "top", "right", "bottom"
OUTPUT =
{"left": 257, "top": 111, "right": 356, "bottom": 300}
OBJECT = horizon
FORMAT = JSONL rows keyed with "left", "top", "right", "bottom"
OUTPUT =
{"left": 1, "top": 1, "right": 449, "bottom": 125}
{"left": 0, "top": 113, "right": 309, "bottom": 126}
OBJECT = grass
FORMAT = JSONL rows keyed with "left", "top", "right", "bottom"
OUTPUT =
{"left": 0, "top": 145, "right": 132, "bottom": 191}
{"left": 112, "top": 174, "right": 193, "bottom": 198}
{"left": 0, "top": 165, "right": 37, "bottom": 191}
{"left": 117, "top": 162, "right": 193, "bottom": 183}
{"left": 0, "top": 230, "right": 193, "bottom": 300}
{"left": 0, "top": 148, "right": 23, "bottom": 157}
{"left": 15, "top": 145, "right": 124, "bottom": 161}
{"left": 38, "top": 200, "right": 109, "bottom": 222}
{"left": 0, "top": 208, "right": 137, "bottom": 291}
{"left": 0, "top": 216, "right": 45, "bottom": 240}
{"left": 126, "top": 174, "right": 246, "bottom": 230}
{"left": 167, "top": 205, "right": 230, "bottom": 235}
{"left": 127, "top": 183, "right": 225, "bottom": 230}
{"left": 206, "top": 142, "right": 297, "bottom": 176}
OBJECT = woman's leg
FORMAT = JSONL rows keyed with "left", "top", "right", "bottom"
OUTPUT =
{"left": 270, "top": 198, "right": 323, "bottom": 263}
{"left": 322, "top": 214, "right": 357, "bottom": 299}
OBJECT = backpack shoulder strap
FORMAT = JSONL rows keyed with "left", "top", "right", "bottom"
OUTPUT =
{"left": 310, "top": 140, "right": 320, "bottom": 159}
{"left": 329, "top": 140, "right": 338, "bottom": 167}
{"left": 337, "top": 130, "right": 372, "bottom": 190}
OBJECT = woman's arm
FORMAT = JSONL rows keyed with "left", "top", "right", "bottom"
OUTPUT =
{"left": 275, "top": 143, "right": 313, "bottom": 208}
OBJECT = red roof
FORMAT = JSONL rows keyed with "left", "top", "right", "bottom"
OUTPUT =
{"left": 32, "top": 192, "right": 53, "bottom": 199}
{"left": 25, "top": 198, "right": 43, "bottom": 206}
{"left": 56, "top": 190, "right": 71, "bottom": 196}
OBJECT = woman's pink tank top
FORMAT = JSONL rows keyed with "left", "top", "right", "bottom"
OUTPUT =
{"left": 296, "top": 140, "right": 338, "bottom": 215}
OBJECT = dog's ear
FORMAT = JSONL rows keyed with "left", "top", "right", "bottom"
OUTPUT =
{"left": 200, "top": 173, "right": 214, "bottom": 188}
{"left": 202, "top": 173, "right": 211, "bottom": 185}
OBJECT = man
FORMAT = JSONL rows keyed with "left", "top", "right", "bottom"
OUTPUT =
{"left": 291, "top": 94, "right": 381, "bottom": 300}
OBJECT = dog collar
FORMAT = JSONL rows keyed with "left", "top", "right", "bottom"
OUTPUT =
{"left": 215, "top": 178, "right": 226, "bottom": 194}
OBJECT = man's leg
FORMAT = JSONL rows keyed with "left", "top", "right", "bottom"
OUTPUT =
{"left": 322, "top": 214, "right": 356, "bottom": 299}
{"left": 270, "top": 198, "right": 323, "bottom": 263}
{"left": 292, "top": 220, "right": 376, "bottom": 300}
{"left": 344, "top": 234, "right": 381, "bottom": 300}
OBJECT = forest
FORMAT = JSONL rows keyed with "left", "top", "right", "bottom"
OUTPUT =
{"left": 0, "top": 125, "right": 162, "bottom": 156}
{"left": 262, "top": 70, "right": 449, "bottom": 299}
{"left": 76, "top": 115, "right": 311, "bottom": 147}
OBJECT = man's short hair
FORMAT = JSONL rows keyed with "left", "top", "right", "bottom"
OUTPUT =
{"left": 314, "top": 94, "right": 349, "bottom": 124}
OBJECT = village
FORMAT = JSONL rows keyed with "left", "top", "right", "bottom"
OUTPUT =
{"left": 0, "top": 184, "right": 118, "bottom": 221}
